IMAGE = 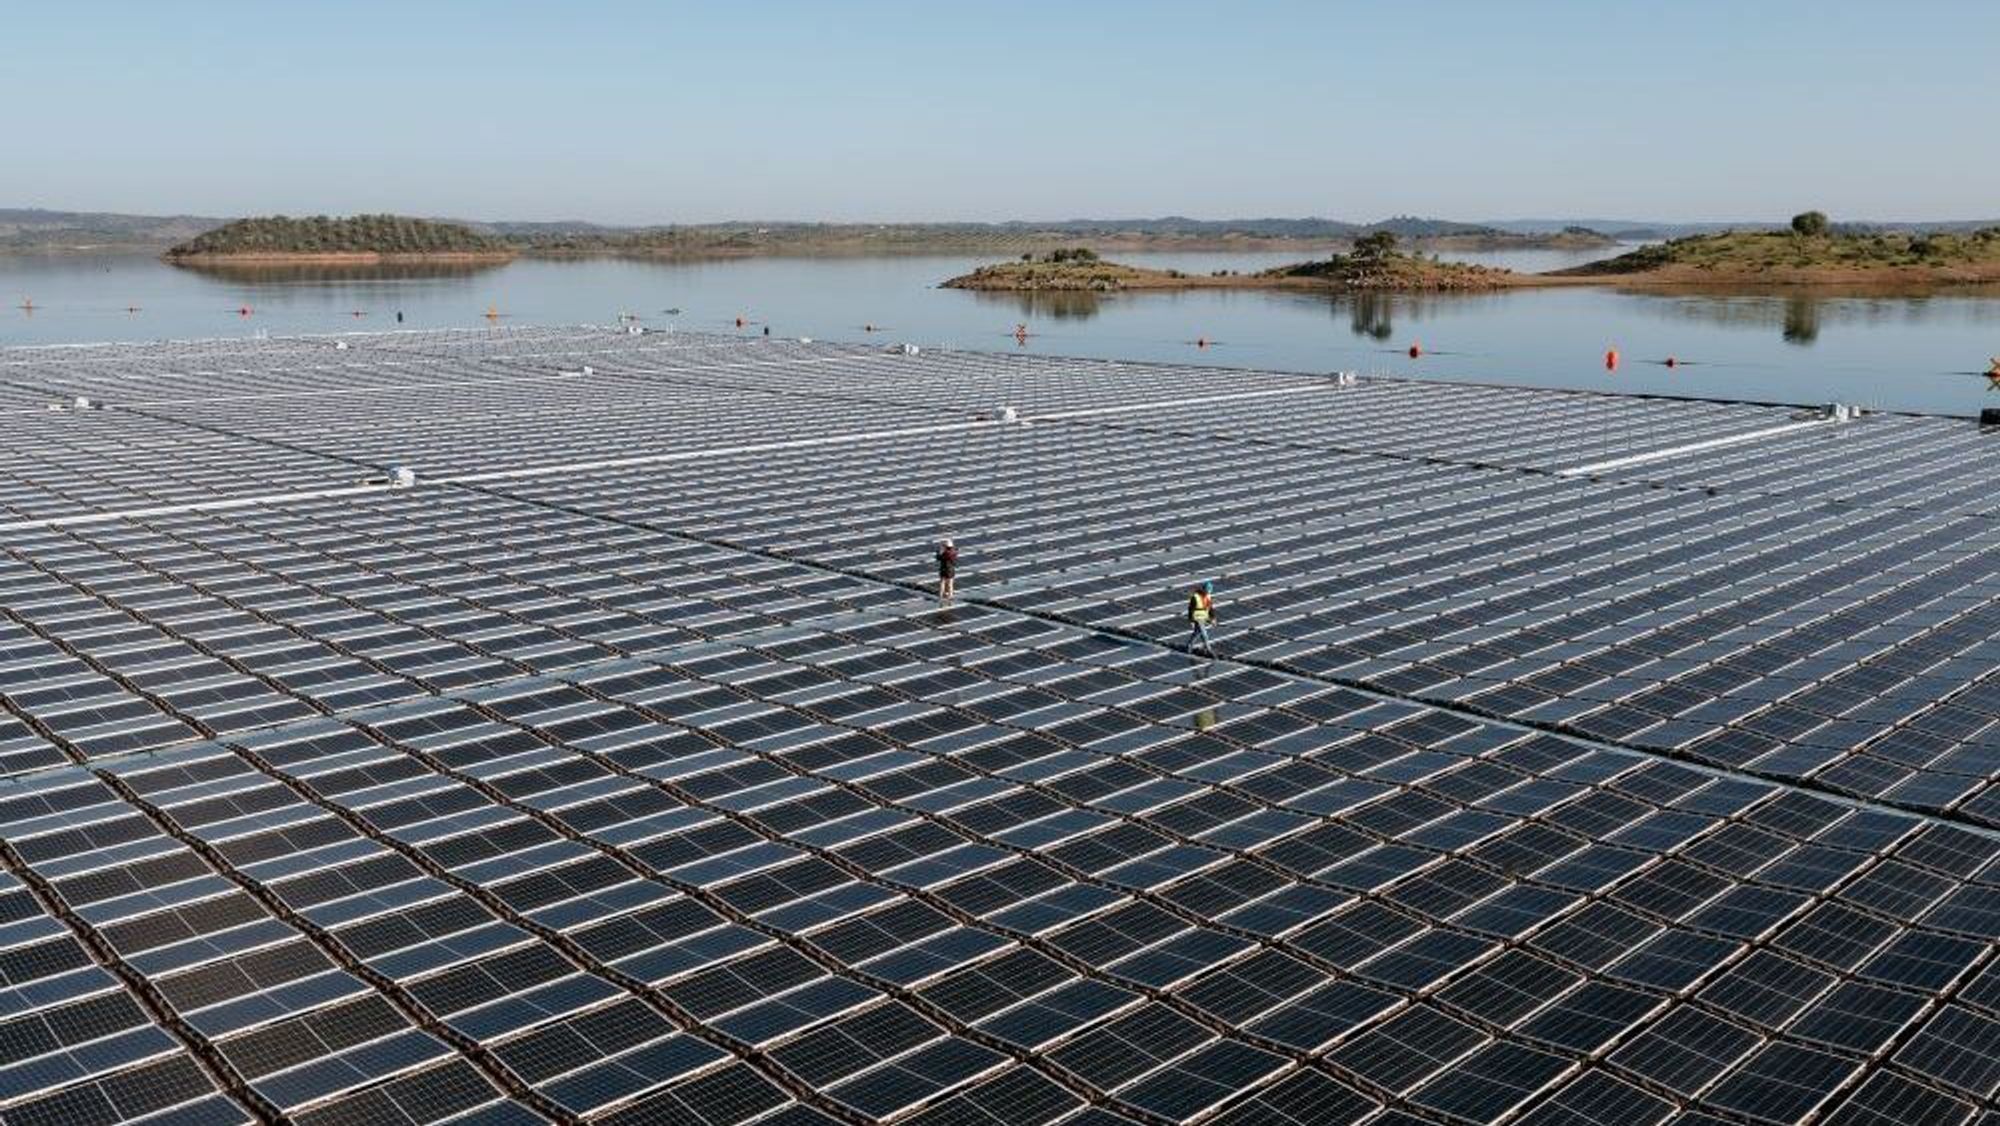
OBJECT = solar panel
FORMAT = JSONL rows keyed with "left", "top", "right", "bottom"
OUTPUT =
{"left": 0, "top": 326, "right": 1992, "bottom": 1123}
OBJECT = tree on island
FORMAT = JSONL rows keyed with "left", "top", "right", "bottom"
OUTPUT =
{"left": 1352, "top": 231, "right": 1399, "bottom": 259}
{"left": 1790, "top": 210, "right": 1830, "bottom": 237}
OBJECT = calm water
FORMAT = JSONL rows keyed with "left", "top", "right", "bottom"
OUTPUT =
{"left": 4, "top": 249, "right": 1998, "bottom": 415}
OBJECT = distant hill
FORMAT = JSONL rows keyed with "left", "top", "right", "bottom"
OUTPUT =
{"left": 495, "top": 215, "right": 1506, "bottom": 243}
{"left": 1482, "top": 218, "right": 1770, "bottom": 238}
{"left": 1486, "top": 217, "right": 2000, "bottom": 239}
{"left": 0, "top": 208, "right": 226, "bottom": 251}
{"left": 165, "top": 214, "right": 511, "bottom": 260}
{"left": 496, "top": 217, "right": 1614, "bottom": 256}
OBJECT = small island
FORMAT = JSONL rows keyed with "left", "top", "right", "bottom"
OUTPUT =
{"left": 163, "top": 214, "right": 516, "bottom": 264}
{"left": 943, "top": 237, "right": 1525, "bottom": 294}
{"left": 1551, "top": 213, "right": 2000, "bottom": 285}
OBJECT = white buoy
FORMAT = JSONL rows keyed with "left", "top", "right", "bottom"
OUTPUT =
{"left": 999, "top": 406, "right": 1019, "bottom": 423}
{"left": 390, "top": 466, "right": 417, "bottom": 489}
{"left": 334, "top": 340, "right": 349, "bottom": 351}
{"left": 73, "top": 396, "right": 93, "bottom": 410}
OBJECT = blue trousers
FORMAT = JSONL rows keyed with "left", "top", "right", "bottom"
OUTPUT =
{"left": 1188, "top": 621, "right": 1214, "bottom": 655}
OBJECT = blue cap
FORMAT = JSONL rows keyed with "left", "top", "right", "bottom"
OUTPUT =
{"left": 1202, "top": 580, "right": 1214, "bottom": 593}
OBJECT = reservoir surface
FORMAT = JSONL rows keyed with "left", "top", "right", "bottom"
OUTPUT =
{"left": 4, "top": 247, "right": 1998, "bottom": 415}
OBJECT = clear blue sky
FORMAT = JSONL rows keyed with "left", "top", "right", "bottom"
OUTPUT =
{"left": 6, "top": 0, "right": 1993, "bottom": 224}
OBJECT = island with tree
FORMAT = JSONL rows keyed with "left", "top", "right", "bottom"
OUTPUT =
{"left": 1549, "top": 211, "right": 2000, "bottom": 284}
{"left": 163, "top": 214, "right": 516, "bottom": 264}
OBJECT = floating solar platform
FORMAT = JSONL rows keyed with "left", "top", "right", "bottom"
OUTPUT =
{"left": 0, "top": 327, "right": 1994, "bottom": 1125}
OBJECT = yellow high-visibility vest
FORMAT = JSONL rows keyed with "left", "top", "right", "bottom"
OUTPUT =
{"left": 1189, "top": 593, "right": 1213, "bottom": 623}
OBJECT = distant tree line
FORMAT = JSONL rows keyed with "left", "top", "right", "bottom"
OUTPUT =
{"left": 166, "top": 214, "right": 505, "bottom": 256}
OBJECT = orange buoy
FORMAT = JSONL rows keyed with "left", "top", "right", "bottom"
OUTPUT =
{"left": 1408, "top": 341, "right": 1422, "bottom": 358}
{"left": 238, "top": 305, "right": 252, "bottom": 316}
{"left": 734, "top": 316, "right": 745, "bottom": 328}
{"left": 1605, "top": 347, "right": 1619, "bottom": 371}
{"left": 485, "top": 306, "right": 499, "bottom": 320}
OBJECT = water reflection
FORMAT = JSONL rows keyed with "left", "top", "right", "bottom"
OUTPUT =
{"left": 1277, "top": 288, "right": 1516, "bottom": 343}
{"left": 1349, "top": 292, "right": 1393, "bottom": 340}
{"left": 1782, "top": 297, "right": 1820, "bottom": 346}
{"left": 172, "top": 260, "right": 509, "bottom": 285}
{"left": 1630, "top": 285, "right": 2000, "bottom": 346}
{"left": 965, "top": 289, "right": 1104, "bottom": 320}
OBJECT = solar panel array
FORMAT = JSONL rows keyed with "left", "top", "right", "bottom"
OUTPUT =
{"left": 0, "top": 327, "right": 1993, "bottom": 1126}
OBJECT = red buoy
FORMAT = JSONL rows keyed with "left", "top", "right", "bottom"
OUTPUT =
{"left": 1196, "top": 336, "right": 1209, "bottom": 349}
{"left": 1408, "top": 341, "right": 1422, "bottom": 359}
{"left": 1605, "top": 347, "right": 1619, "bottom": 371}
{"left": 735, "top": 316, "right": 745, "bottom": 328}
{"left": 238, "top": 305, "right": 252, "bottom": 316}
{"left": 1664, "top": 355, "right": 1678, "bottom": 369}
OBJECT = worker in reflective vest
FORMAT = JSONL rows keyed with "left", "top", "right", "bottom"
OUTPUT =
{"left": 1187, "top": 580, "right": 1217, "bottom": 657}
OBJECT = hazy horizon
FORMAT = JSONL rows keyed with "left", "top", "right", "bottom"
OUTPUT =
{"left": 6, "top": 0, "right": 1995, "bottom": 225}
{"left": 12, "top": 204, "right": 2000, "bottom": 231}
